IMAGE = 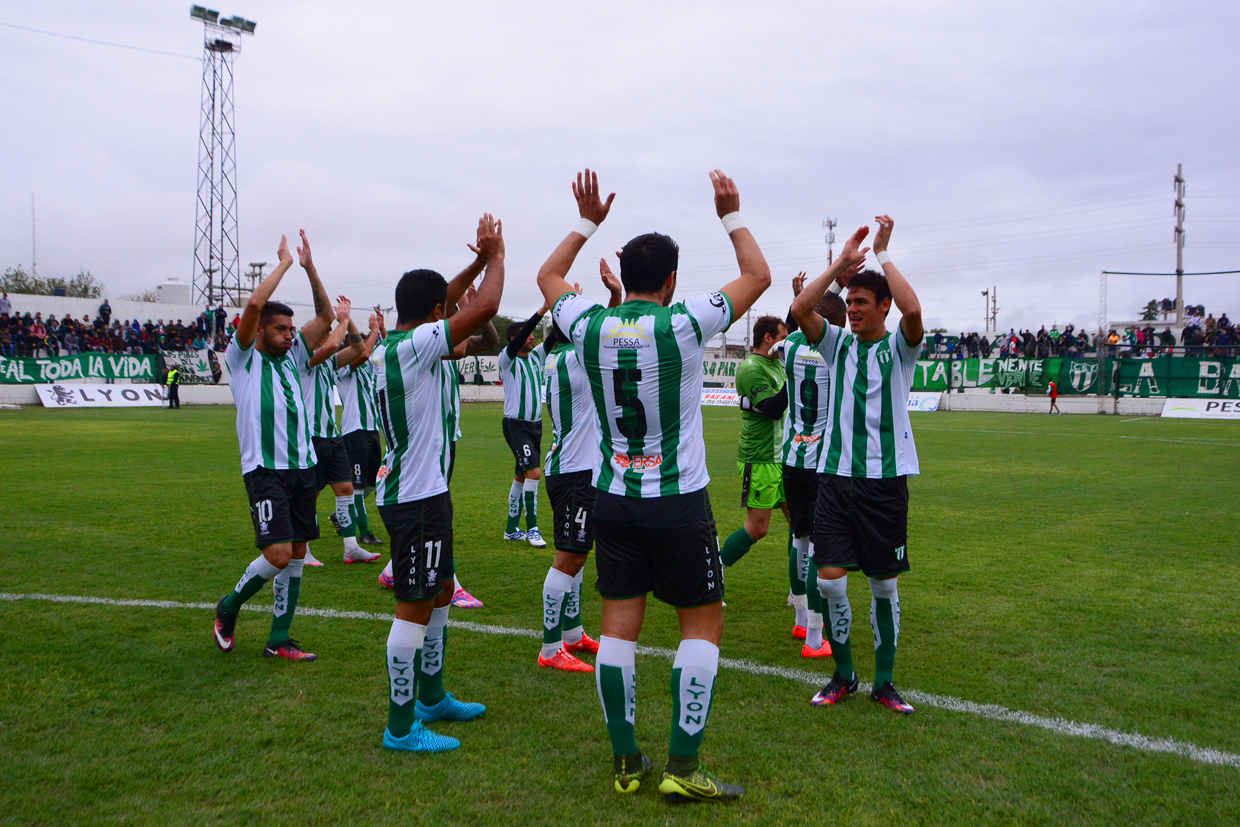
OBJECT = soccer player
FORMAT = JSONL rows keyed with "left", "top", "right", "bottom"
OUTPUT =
{"left": 212, "top": 233, "right": 335, "bottom": 661}
{"left": 377, "top": 214, "right": 504, "bottom": 754}
{"left": 293, "top": 236, "right": 382, "bottom": 566}
{"left": 536, "top": 268, "right": 621, "bottom": 673}
{"left": 336, "top": 308, "right": 385, "bottom": 548}
{"left": 1048, "top": 379, "right": 1061, "bottom": 415}
{"left": 783, "top": 273, "right": 850, "bottom": 657}
{"left": 499, "top": 302, "right": 551, "bottom": 547}
{"left": 537, "top": 168, "right": 771, "bottom": 801}
{"left": 718, "top": 315, "right": 790, "bottom": 583}
{"left": 789, "top": 216, "right": 924, "bottom": 716}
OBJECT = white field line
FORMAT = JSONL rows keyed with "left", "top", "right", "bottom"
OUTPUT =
{"left": 2, "top": 591, "right": 1238, "bottom": 771}
{"left": 914, "top": 426, "right": 1240, "bottom": 447}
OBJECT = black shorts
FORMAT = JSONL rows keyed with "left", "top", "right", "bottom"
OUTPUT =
{"left": 594, "top": 489, "right": 723, "bottom": 608}
{"left": 783, "top": 465, "right": 819, "bottom": 537}
{"left": 448, "top": 440, "right": 457, "bottom": 486}
{"left": 345, "top": 430, "right": 382, "bottom": 490}
{"left": 312, "top": 436, "right": 353, "bottom": 491}
{"left": 502, "top": 417, "right": 542, "bottom": 474}
{"left": 811, "top": 475, "right": 910, "bottom": 578}
{"left": 243, "top": 466, "right": 320, "bottom": 548}
{"left": 545, "top": 470, "right": 595, "bottom": 553}
{"left": 379, "top": 492, "right": 455, "bottom": 602}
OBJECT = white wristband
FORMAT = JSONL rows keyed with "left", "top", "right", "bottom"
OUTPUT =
{"left": 875, "top": 251, "right": 892, "bottom": 266}
{"left": 828, "top": 282, "right": 844, "bottom": 295}
{"left": 720, "top": 211, "right": 747, "bottom": 234}
{"left": 573, "top": 218, "right": 598, "bottom": 239}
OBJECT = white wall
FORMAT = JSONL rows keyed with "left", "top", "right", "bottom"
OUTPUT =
{"left": 4, "top": 293, "right": 207, "bottom": 326}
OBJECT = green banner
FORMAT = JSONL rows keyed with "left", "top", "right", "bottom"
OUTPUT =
{"left": 913, "top": 358, "right": 1051, "bottom": 392}
{"left": 0, "top": 352, "right": 161, "bottom": 384}
{"left": 1113, "top": 357, "right": 1240, "bottom": 398}
{"left": 914, "top": 356, "right": 1240, "bottom": 398}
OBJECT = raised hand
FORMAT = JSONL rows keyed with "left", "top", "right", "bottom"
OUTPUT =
{"left": 458, "top": 284, "right": 477, "bottom": 309}
{"left": 710, "top": 169, "right": 740, "bottom": 218}
{"left": 277, "top": 234, "right": 291, "bottom": 264}
{"left": 471, "top": 213, "right": 504, "bottom": 261}
{"left": 334, "top": 296, "right": 352, "bottom": 324}
{"left": 572, "top": 282, "right": 583, "bottom": 295}
{"left": 600, "top": 258, "right": 622, "bottom": 296}
{"left": 839, "top": 225, "right": 871, "bottom": 269}
{"left": 573, "top": 169, "right": 615, "bottom": 225}
{"left": 792, "top": 271, "right": 807, "bottom": 297}
{"left": 840, "top": 260, "right": 863, "bottom": 289}
{"left": 368, "top": 313, "right": 379, "bottom": 333}
{"left": 872, "top": 215, "right": 894, "bottom": 254}
{"left": 297, "top": 230, "right": 315, "bottom": 271}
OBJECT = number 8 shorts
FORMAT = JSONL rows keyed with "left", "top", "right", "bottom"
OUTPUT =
{"left": 242, "top": 466, "right": 321, "bottom": 548}
{"left": 379, "top": 492, "right": 455, "bottom": 601}
{"left": 545, "top": 469, "right": 595, "bottom": 553}
{"left": 502, "top": 416, "right": 543, "bottom": 474}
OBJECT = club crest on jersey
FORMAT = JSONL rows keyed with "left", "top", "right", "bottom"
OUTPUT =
{"left": 603, "top": 319, "right": 653, "bottom": 349}
{"left": 709, "top": 292, "right": 726, "bottom": 308}
{"left": 877, "top": 348, "right": 893, "bottom": 365}
{"left": 614, "top": 452, "right": 662, "bottom": 470}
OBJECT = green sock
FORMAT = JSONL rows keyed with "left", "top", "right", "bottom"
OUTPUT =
{"left": 562, "top": 571, "right": 583, "bottom": 639}
{"left": 787, "top": 532, "right": 806, "bottom": 596}
{"left": 418, "top": 606, "right": 449, "bottom": 706}
{"left": 335, "top": 495, "right": 357, "bottom": 538}
{"left": 389, "top": 650, "right": 421, "bottom": 738}
{"left": 668, "top": 639, "right": 719, "bottom": 772}
{"left": 806, "top": 566, "right": 821, "bottom": 615}
{"left": 597, "top": 638, "right": 639, "bottom": 756}
{"left": 506, "top": 481, "right": 523, "bottom": 534}
{"left": 353, "top": 493, "right": 370, "bottom": 535}
{"left": 221, "top": 554, "right": 279, "bottom": 614}
{"left": 820, "top": 575, "right": 855, "bottom": 680}
{"left": 267, "top": 559, "right": 303, "bottom": 647}
{"left": 871, "top": 581, "right": 900, "bottom": 687}
{"left": 720, "top": 527, "right": 756, "bottom": 567}
{"left": 523, "top": 487, "right": 538, "bottom": 531}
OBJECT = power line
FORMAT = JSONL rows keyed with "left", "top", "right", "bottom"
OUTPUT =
{"left": 0, "top": 20, "right": 197, "bottom": 60}
{"left": 1101, "top": 269, "right": 1240, "bottom": 276}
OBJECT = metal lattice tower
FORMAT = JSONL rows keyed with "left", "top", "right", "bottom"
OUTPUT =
{"left": 190, "top": 7, "right": 255, "bottom": 310}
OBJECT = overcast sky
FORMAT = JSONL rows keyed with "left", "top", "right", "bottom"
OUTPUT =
{"left": 2, "top": 1, "right": 1238, "bottom": 334}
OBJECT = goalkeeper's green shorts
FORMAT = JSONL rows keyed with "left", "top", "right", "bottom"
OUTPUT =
{"left": 738, "top": 461, "right": 785, "bottom": 510}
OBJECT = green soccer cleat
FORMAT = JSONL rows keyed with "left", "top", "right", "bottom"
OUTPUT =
{"left": 658, "top": 763, "right": 745, "bottom": 803}
{"left": 613, "top": 752, "right": 654, "bottom": 794}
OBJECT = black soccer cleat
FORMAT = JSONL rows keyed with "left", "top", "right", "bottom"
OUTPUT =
{"left": 214, "top": 598, "right": 237, "bottom": 652}
{"left": 811, "top": 671, "right": 860, "bottom": 706}
{"left": 329, "top": 512, "right": 342, "bottom": 536}
{"left": 263, "top": 638, "right": 318, "bottom": 661}
{"left": 870, "top": 681, "right": 916, "bottom": 715}
{"left": 359, "top": 532, "right": 383, "bottom": 546}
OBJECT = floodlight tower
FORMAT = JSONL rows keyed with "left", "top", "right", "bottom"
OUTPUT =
{"left": 189, "top": 6, "right": 256, "bottom": 313}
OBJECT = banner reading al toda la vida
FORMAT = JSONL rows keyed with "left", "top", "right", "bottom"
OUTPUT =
{"left": 0, "top": 352, "right": 161, "bottom": 384}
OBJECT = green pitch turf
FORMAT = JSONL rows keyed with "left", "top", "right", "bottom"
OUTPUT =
{"left": 1, "top": 404, "right": 1237, "bottom": 825}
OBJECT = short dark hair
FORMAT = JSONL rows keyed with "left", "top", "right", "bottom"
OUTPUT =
{"left": 846, "top": 269, "right": 892, "bottom": 311}
{"left": 395, "top": 269, "right": 448, "bottom": 324}
{"left": 816, "top": 292, "right": 847, "bottom": 326}
{"left": 753, "top": 315, "right": 785, "bottom": 345}
{"left": 259, "top": 301, "right": 294, "bottom": 325}
{"left": 618, "top": 233, "right": 679, "bottom": 294}
{"left": 506, "top": 321, "right": 525, "bottom": 341}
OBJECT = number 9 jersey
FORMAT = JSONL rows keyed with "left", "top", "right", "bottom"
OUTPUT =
{"left": 552, "top": 290, "right": 734, "bottom": 498}
{"left": 781, "top": 330, "right": 832, "bottom": 470}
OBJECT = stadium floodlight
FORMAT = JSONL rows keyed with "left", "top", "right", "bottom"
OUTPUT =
{"left": 190, "top": 5, "right": 220, "bottom": 23}
{"left": 219, "top": 15, "right": 240, "bottom": 29}
{"left": 239, "top": 19, "right": 256, "bottom": 33}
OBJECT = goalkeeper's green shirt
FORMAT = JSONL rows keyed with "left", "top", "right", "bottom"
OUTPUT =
{"left": 735, "top": 352, "right": 786, "bottom": 463}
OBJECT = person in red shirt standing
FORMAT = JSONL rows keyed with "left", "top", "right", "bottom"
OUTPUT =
{"left": 1048, "top": 380, "right": 1061, "bottom": 415}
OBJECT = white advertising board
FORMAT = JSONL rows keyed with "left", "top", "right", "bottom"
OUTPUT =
{"left": 907, "top": 392, "right": 942, "bottom": 412}
{"left": 1160, "top": 398, "right": 1240, "bottom": 419}
{"left": 701, "top": 388, "right": 740, "bottom": 406}
{"left": 36, "top": 383, "right": 167, "bottom": 408}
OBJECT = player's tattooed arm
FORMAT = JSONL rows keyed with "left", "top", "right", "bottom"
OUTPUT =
{"left": 237, "top": 235, "right": 294, "bottom": 349}
{"left": 447, "top": 214, "right": 505, "bottom": 347}
{"left": 309, "top": 297, "right": 353, "bottom": 367}
{"left": 297, "top": 230, "right": 336, "bottom": 350}
{"left": 349, "top": 311, "right": 382, "bottom": 369}
{"left": 713, "top": 169, "right": 772, "bottom": 319}
{"left": 333, "top": 309, "right": 369, "bottom": 367}
{"left": 873, "top": 215, "right": 923, "bottom": 346}
{"left": 791, "top": 226, "right": 870, "bottom": 345}
{"left": 537, "top": 168, "right": 614, "bottom": 309}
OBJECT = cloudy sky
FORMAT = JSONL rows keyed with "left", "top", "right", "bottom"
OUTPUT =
{"left": 2, "top": 1, "right": 1238, "bottom": 334}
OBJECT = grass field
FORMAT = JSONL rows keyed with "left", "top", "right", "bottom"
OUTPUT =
{"left": 2, "top": 404, "right": 1238, "bottom": 825}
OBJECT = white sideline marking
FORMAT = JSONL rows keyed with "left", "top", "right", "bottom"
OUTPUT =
{"left": 915, "top": 426, "right": 1240, "bottom": 448}
{"left": 2, "top": 591, "right": 1237, "bottom": 771}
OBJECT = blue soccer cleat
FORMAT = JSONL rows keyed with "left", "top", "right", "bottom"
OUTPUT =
{"left": 382, "top": 722, "right": 460, "bottom": 753}
{"left": 415, "top": 692, "right": 486, "bottom": 722}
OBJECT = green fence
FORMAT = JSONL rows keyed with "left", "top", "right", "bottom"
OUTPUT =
{"left": 913, "top": 357, "right": 1240, "bottom": 398}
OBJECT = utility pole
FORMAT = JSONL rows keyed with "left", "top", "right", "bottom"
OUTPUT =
{"left": 30, "top": 192, "right": 36, "bottom": 278}
{"left": 991, "top": 286, "right": 998, "bottom": 332}
{"left": 1174, "top": 163, "right": 1185, "bottom": 326}
{"left": 981, "top": 289, "right": 988, "bottom": 332}
{"left": 823, "top": 217, "right": 837, "bottom": 264}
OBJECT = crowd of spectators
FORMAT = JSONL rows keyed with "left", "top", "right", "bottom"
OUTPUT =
{"left": 924, "top": 324, "right": 1093, "bottom": 360}
{"left": 0, "top": 295, "right": 241, "bottom": 358}
{"left": 1107, "top": 312, "right": 1235, "bottom": 358}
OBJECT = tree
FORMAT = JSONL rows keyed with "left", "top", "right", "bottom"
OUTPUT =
{"left": 119, "top": 289, "right": 160, "bottom": 302}
{"left": 1139, "top": 300, "right": 1159, "bottom": 321}
{"left": 0, "top": 266, "right": 105, "bottom": 298}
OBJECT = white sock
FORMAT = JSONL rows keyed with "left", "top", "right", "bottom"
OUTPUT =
{"left": 790, "top": 593, "right": 809, "bottom": 628}
{"left": 563, "top": 570, "right": 584, "bottom": 646}
{"left": 344, "top": 535, "right": 363, "bottom": 553}
{"left": 806, "top": 610, "right": 824, "bottom": 649}
{"left": 818, "top": 574, "right": 852, "bottom": 647}
{"left": 387, "top": 619, "right": 426, "bottom": 709}
{"left": 508, "top": 480, "right": 523, "bottom": 522}
{"left": 382, "top": 559, "right": 393, "bottom": 579}
{"left": 235, "top": 554, "right": 282, "bottom": 594}
{"left": 454, "top": 575, "right": 462, "bottom": 593}
{"left": 542, "top": 567, "right": 575, "bottom": 659}
{"left": 672, "top": 639, "right": 719, "bottom": 740}
{"left": 421, "top": 605, "right": 449, "bottom": 681}
{"left": 596, "top": 636, "right": 637, "bottom": 731}
{"left": 335, "top": 495, "right": 353, "bottom": 532}
{"left": 869, "top": 576, "right": 900, "bottom": 649}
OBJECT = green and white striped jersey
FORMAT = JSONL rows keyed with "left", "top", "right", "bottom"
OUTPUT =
{"left": 543, "top": 343, "right": 602, "bottom": 478}
{"left": 337, "top": 358, "right": 380, "bottom": 435}
{"left": 373, "top": 320, "right": 453, "bottom": 505}
{"left": 781, "top": 330, "right": 832, "bottom": 469}
{"left": 498, "top": 344, "right": 546, "bottom": 421}
{"left": 553, "top": 291, "right": 734, "bottom": 498}
{"left": 225, "top": 334, "right": 317, "bottom": 475}
{"left": 294, "top": 333, "right": 340, "bottom": 439}
{"left": 811, "top": 323, "right": 922, "bottom": 478}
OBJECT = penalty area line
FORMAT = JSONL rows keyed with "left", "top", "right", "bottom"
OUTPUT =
{"left": 2, "top": 591, "right": 1237, "bottom": 771}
